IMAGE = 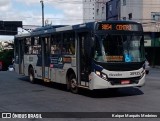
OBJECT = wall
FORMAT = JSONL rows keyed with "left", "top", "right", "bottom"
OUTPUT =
{"left": 83, "top": 0, "right": 109, "bottom": 23}
{"left": 120, "top": 0, "right": 143, "bottom": 22}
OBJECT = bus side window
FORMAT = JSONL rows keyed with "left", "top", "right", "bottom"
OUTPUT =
{"left": 51, "top": 45, "right": 56, "bottom": 54}
{"left": 25, "top": 37, "right": 31, "bottom": 54}
{"left": 45, "top": 37, "right": 50, "bottom": 55}
{"left": 51, "top": 37, "right": 55, "bottom": 54}
{"left": 68, "top": 37, "right": 75, "bottom": 55}
{"left": 51, "top": 34, "right": 61, "bottom": 54}
{"left": 69, "top": 40, "right": 75, "bottom": 55}
{"left": 29, "top": 46, "right": 33, "bottom": 54}
{"left": 62, "top": 32, "right": 75, "bottom": 55}
{"left": 62, "top": 37, "right": 68, "bottom": 54}
{"left": 25, "top": 44, "right": 29, "bottom": 54}
{"left": 33, "top": 37, "right": 41, "bottom": 55}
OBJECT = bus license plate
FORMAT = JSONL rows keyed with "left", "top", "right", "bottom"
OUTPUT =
{"left": 121, "top": 80, "right": 130, "bottom": 84}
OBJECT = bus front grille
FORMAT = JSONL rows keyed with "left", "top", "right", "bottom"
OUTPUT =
{"left": 108, "top": 76, "right": 141, "bottom": 85}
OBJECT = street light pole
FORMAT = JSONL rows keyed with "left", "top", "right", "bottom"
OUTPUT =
{"left": 118, "top": 0, "right": 121, "bottom": 20}
{"left": 40, "top": 0, "right": 44, "bottom": 27}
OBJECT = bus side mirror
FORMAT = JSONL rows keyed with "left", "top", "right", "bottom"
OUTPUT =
{"left": 94, "top": 51, "right": 98, "bottom": 59}
{"left": 145, "top": 52, "right": 147, "bottom": 56}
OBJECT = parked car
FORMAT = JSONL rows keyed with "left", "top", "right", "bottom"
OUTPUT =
{"left": 8, "top": 65, "right": 14, "bottom": 71}
{"left": 145, "top": 60, "right": 150, "bottom": 74}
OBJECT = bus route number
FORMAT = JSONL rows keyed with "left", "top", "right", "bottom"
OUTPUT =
{"left": 102, "top": 24, "right": 112, "bottom": 30}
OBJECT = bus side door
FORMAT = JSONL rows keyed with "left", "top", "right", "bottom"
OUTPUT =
{"left": 15, "top": 38, "right": 24, "bottom": 74}
{"left": 41, "top": 36, "right": 51, "bottom": 80}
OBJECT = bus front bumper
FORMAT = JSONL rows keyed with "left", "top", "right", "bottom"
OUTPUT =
{"left": 89, "top": 73, "right": 145, "bottom": 90}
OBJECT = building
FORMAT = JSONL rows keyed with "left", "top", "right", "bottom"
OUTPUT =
{"left": 106, "top": 0, "right": 120, "bottom": 20}
{"left": 106, "top": 0, "right": 160, "bottom": 33}
{"left": 83, "top": 0, "right": 109, "bottom": 23}
{"left": 106, "top": 0, "right": 160, "bottom": 66}
{"left": 107, "top": 0, "right": 160, "bottom": 23}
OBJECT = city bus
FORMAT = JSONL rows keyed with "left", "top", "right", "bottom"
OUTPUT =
{"left": 14, "top": 21, "right": 146, "bottom": 93}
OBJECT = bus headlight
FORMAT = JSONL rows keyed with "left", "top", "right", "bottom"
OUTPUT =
{"left": 96, "top": 71, "right": 101, "bottom": 76}
{"left": 95, "top": 71, "right": 108, "bottom": 80}
{"left": 140, "top": 69, "right": 145, "bottom": 78}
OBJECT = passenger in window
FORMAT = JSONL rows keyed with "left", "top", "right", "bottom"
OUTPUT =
{"left": 51, "top": 45, "right": 57, "bottom": 54}
{"left": 25, "top": 46, "right": 29, "bottom": 54}
{"left": 38, "top": 47, "right": 41, "bottom": 54}
{"left": 33, "top": 47, "right": 37, "bottom": 54}
{"left": 62, "top": 47, "right": 67, "bottom": 54}
{"left": 69, "top": 42, "right": 75, "bottom": 54}
{"left": 29, "top": 46, "right": 33, "bottom": 54}
{"left": 64, "top": 44, "right": 70, "bottom": 54}
{"left": 51, "top": 46, "right": 54, "bottom": 54}
{"left": 55, "top": 46, "right": 60, "bottom": 54}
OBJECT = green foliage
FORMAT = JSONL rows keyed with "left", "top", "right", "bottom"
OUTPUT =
{"left": 0, "top": 50, "right": 14, "bottom": 71}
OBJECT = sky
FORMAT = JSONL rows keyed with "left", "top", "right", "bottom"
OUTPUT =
{"left": 0, "top": 0, "right": 83, "bottom": 41}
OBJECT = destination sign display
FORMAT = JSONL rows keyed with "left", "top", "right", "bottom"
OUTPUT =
{"left": 106, "top": 56, "right": 123, "bottom": 62}
{"left": 97, "top": 23, "right": 142, "bottom": 31}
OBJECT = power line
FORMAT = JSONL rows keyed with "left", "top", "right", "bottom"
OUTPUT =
{"left": 44, "top": 0, "right": 110, "bottom": 4}
{"left": 2, "top": 15, "right": 160, "bottom": 22}
{"left": 1, "top": 1, "right": 160, "bottom": 23}
{"left": 45, "top": 0, "right": 83, "bottom": 4}
{"left": 44, "top": 0, "right": 160, "bottom": 6}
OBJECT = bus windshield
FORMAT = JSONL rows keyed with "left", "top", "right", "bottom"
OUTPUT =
{"left": 94, "top": 34, "right": 145, "bottom": 63}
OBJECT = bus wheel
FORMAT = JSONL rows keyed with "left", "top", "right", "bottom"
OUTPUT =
{"left": 69, "top": 74, "right": 78, "bottom": 94}
{"left": 66, "top": 79, "right": 71, "bottom": 91}
{"left": 29, "top": 68, "right": 35, "bottom": 84}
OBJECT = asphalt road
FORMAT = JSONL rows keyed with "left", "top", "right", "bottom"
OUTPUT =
{"left": 0, "top": 68, "right": 160, "bottom": 121}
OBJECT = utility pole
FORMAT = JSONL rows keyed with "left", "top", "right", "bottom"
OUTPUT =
{"left": 40, "top": 0, "right": 44, "bottom": 27}
{"left": 118, "top": 0, "right": 121, "bottom": 20}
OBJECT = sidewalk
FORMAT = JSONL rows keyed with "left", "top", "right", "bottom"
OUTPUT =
{"left": 146, "top": 67, "right": 160, "bottom": 80}
{"left": 150, "top": 66, "right": 160, "bottom": 71}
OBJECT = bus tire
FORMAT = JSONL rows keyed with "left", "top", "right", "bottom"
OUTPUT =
{"left": 146, "top": 70, "right": 149, "bottom": 75}
{"left": 69, "top": 74, "right": 78, "bottom": 94}
{"left": 29, "top": 67, "right": 35, "bottom": 84}
{"left": 66, "top": 79, "right": 71, "bottom": 91}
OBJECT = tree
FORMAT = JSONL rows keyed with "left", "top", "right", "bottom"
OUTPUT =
{"left": 0, "top": 40, "right": 14, "bottom": 70}
{"left": 0, "top": 42, "right": 4, "bottom": 51}
{"left": 3, "top": 40, "right": 14, "bottom": 50}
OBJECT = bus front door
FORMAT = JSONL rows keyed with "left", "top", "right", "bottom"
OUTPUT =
{"left": 77, "top": 32, "right": 91, "bottom": 87}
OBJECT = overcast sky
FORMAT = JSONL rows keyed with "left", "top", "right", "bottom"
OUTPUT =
{"left": 0, "top": 0, "right": 83, "bottom": 41}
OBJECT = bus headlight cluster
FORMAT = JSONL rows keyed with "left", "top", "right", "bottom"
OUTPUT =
{"left": 140, "top": 69, "right": 145, "bottom": 78}
{"left": 95, "top": 71, "right": 108, "bottom": 80}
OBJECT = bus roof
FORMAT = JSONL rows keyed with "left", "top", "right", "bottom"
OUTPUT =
{"left": 15, "top": 21, "right": 141, "bottom": 38}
